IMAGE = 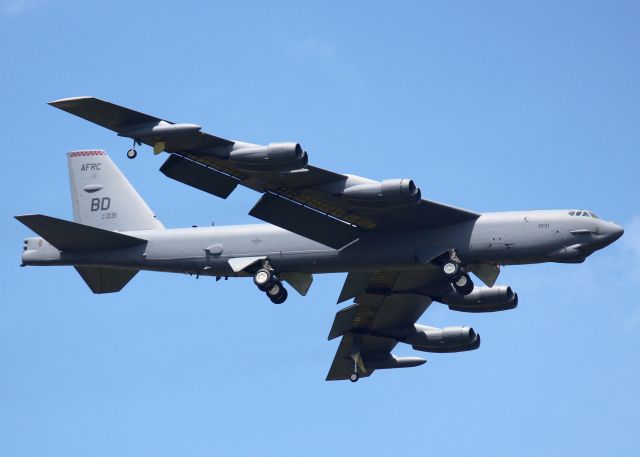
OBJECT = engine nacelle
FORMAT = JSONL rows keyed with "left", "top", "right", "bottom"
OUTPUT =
{"left": 228, "top": 142, "right": 308, "bottom": 172}
{"left": 406, "top": 324, "right": 480, "bottom": 353}
{"left": 341, "top": 178, "right": 421, "bottom": 208}
{"left": 441, "top": 285, "right": 518, "bottom": 313}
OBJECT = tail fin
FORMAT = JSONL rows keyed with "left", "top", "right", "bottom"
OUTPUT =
{"left": 67, "top": 150, "right": 164, "bottom": 231}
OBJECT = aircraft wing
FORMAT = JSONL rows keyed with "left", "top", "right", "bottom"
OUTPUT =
{"left": 326, "top": 270, "right": 434, "bottom": 381}
{"left": 326, "top": 267, "right": 450, "bottom": 381}
{"left": 50, "top": 97, "right": 480, "bottom": 249}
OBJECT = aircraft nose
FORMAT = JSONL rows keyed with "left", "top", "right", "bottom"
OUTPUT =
{"left": 601, "top": 222, "right": 624, "bottom": 244}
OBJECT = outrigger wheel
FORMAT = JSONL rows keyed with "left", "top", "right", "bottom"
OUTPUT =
{"left": 127, "top": 138, "right": 141, "bottom": 159}
{"left": 253, "top": 268, "right": 274, "bottom": 291}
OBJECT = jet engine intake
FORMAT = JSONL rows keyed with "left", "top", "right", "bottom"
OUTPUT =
{"left": 228, "top": 142, "right": 308, "bottom": 172}
{"left": 441, "top": 285, "right": 518, "bottom": 313}
{"left": 341, "top": 178, "right": 421, "bottom": 208}
{"left": 406, "top": 324, "right": 480, "bottom": 353}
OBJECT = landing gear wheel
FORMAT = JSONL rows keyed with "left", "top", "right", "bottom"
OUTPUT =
{"left": 253, "top": 268, "right": 274, "bottom": 291}
{"left": 266, "top": 282, "right": 282, "bottom": 297}
{"left": 442, "top": 261, "right": 460, "bottom": 279}
{"left": 453, "top": 273, "right": 474, "bottom": 296}
{"left": 349, "top": 372, "right": 359, "bottom": 382}
{"left": 267, "top": 284, "right": 288, "bottom": 304}
{"left": 127, "top": 149, "right": 137, "bottom": 159}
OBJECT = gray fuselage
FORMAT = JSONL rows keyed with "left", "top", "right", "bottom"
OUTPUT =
{"left": 22, "top": 209, "right": 624, "bottom": 278}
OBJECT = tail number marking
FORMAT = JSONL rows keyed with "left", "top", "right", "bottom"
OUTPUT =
{"left": 90, "top": 197, "right": 117, "bottom": 219}
{"left": 91, "top": 197, "right": 111, "bottom": 211}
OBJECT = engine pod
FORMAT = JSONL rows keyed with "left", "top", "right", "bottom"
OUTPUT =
{"left": 406, "top": 324, "right": 480, "bottom": 353}
{"left": 442, "top": 286, "right": 518, "bottom": 313}
{"left": 341, "top": 178, "right": 421, "bottom": 208}
{"left": 228, "top": 142, "right": 308, "bottom": 172}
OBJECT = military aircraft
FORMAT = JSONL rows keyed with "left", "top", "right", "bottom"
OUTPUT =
{"left": 16, "top": 97, "right": 624, "bottom": 382}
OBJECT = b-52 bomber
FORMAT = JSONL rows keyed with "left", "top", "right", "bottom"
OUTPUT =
{"left": 16, "top": 97, "right": 624, "bottom": 382}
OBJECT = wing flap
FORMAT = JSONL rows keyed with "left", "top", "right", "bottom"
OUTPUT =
{"left": 160, "top": 154, "right": 239, "bottom": 199}
{"left": 249, "top": 193, "right": 360, "bottom": 249}
{"left": 337, "top": 272, "right": 372, "bottom": 303}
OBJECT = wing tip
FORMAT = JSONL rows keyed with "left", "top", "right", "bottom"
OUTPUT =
{"left": 48, "top": 96, "right": 96, "bottom": 107}
{"left": 15, "top": 213, "right": 39, "bottom": 222}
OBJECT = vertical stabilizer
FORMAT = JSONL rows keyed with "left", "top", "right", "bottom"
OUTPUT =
{"left": 67, "top": 150, "right": 164, "bottom": 231}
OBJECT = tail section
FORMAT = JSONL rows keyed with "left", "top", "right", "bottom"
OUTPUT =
{"left": 15, "top": 214, "right": 147, "bottom": 251}
{"left": 67, "top": 150, "right": 163, "bottom": 231}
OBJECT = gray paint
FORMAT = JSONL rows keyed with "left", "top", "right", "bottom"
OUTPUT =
{"left": 17, "top": 98, "right": 625, "bottom": 380}
{"left": 21, "top": 209, "right": 623, "bottom": 281}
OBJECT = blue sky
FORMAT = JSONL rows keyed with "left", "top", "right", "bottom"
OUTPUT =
{"left": 1, "top": 1, "right": 639, "bottom": 456}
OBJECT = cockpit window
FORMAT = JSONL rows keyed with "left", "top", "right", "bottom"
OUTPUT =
{"left": 569, "top": 210, "right": 598, "bottom": 217}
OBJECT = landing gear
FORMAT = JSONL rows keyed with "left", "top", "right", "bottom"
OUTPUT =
{"left": 253, "top": 268, "right": 274, "bottom": 291}
{"left": 442, "top": 261, "right": 460, "bottom": 279}
{"left": 349, "top": 350, "right": 361, "bottom": 382}
{"left": 453, "top": 273, "right": 474, "bottom": 296}
{"left": 267, "top": 282, "right": 288, "bottom": 304}
{"left": 127, "top": 138, "right": 141, "bottom": 159}
{"left": 253, "top": 264, "right": 288, "bottom": 303}
{"left": 440, "top": 250, "right": 473, "bottom": 296}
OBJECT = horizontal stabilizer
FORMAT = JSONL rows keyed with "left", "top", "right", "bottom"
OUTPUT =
{"left": 249, "top": 193, "right": 360, "bottom": 249}
{"left": 75, "top": 266, "right": 138, "bottom": 294}
{"left": 15, "top": 214, "right": 147, "bottom": 251}
{"left": 160, "top": 154, "right": 238, "bottom": 199}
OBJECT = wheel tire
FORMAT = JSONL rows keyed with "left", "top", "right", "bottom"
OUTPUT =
{"left": 266, "top": 282, "right": 281, "bottom": 297}
{"left": 349, "top": 372, "right": 359, "bottom": 382}
{"left": 253, "top": 269, "right": 273, "bottom": 291}
{"left": 454, "top": 274, "right": 474, "bottom": 296}
{"left": 454, "top": 274, "right": 469, "bottom": 288}
{"left": 443, "top": 261, "right": 460, "bottom": 278}
{"left": 127, "top": 149, "right": 137, "bottom": 159}
{"left": 268, "top": 286, "right": 288, "bottom": 304}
